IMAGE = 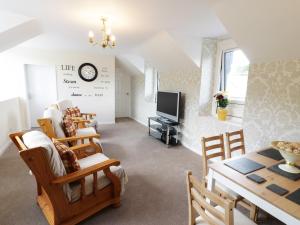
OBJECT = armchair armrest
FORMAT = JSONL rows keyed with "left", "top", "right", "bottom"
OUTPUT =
{"left": 52, "top": 159, "right": 120, "bottom": 185}
{"left": 54, "top": 134, "right": 100, "bottom": 142}
{"left": 81, "top": 113, "right": 96, "bottom": 116}
{"left": 73, "top": 119, "right": 90, "bottom": 123}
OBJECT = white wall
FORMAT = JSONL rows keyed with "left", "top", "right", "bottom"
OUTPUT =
{"left": 131, "top": 75, "right": 156, "bottom": 126}
{"left": 3, "top": 48, "right": 116, "bottom": 124}
{"left": 56, "top": 59, "right": 115, "bottom": 124}
{"left": 25, "top": 64, "right": 57, "bottom": 127}
{"left": 0, "top": 98, "right": 24, "bottom": 155}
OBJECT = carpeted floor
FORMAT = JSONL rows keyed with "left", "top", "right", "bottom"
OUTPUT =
{"left": 0, "top": 118, "right": 283, "bottom": 225}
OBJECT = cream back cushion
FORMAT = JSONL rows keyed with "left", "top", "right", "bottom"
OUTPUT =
{"left": 44, "top": 107, "right": 66, "bottom": 138}
{"left": 56, "top": 99, "right": 73, "bottom": 113}
{"left": 22, "top": 131, "right": 72, "bottom": 201}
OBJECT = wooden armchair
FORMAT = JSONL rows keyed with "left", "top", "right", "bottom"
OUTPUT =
{"left": 9, "top": 130, "right": 124, "bottom": 225}
{"left": 56, "top": 99, "right": 98, "bottom": 129}
{"left": 37, "top": 106, "right": 103, "bottom": 156}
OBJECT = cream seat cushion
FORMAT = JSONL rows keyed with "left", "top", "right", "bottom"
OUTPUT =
{"left": 86, "top": 119, "right": 98, "bottom": 131}
{"left": 76, "top": 127, "right": 103, "bottom": 151}
{"left": 70, "top": 153, "right": 128, "bottom": 203}
{"left": 195, "top": 205, "right": 256, "bottom": 225}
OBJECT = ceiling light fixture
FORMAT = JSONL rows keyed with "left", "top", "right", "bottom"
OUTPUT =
{"left": 88, "top": 17, "right": 116, "bottom": 48}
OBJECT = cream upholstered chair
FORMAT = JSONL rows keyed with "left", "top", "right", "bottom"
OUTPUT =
{"left": 56, "top": 99, "right": 98, "bottom": 131}
{"left": 201, "top": 135, "right": 257, "bottom": 221}
{"left": 38, "top": 106, "right": 103, "bottom": 157}
{"left": 9, "top": 130, "right": 127, "bottom": 225}
{"left": 186, "top": 171, "right": 256, "bottom": 225}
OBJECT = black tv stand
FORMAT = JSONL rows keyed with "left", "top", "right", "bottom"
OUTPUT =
{"left": 148, "top": 117, "right": 180, "bottom": 146}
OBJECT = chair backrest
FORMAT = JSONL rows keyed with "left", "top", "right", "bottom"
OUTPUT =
{"left": 38, "top": 106, "right": 66, "bottom": 138}
{"left": 9, "top": 131, "right": 71, "bottom": 203}
{"left": 56, "top": 99, "right": 73, "bottom": 113}
{"left": 201, "top": 134, "right": 226, "bottom": 177}
{"left": 225, "top": 129, "right": 245, "bottom": 158}
{"left": 186, "top": 171, "right": 234, "bottom": 225}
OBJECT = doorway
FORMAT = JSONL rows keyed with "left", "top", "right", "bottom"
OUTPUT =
{"left": 115, "top": 69, "right": 131, "bottom": 118}
{"left": 25, "top": 64, "right": 57, "bottom": 128}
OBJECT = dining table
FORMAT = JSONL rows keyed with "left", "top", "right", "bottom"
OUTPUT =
{"left": 207, "top": 150, "right": 300, "bottom": 225}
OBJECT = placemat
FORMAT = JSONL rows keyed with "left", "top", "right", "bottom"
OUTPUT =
{"left": 268, "top": 163, "right": 300, "bottom": 181}
{"left": 224, "top": 158, "right": 265, "bottom": 175}
{"left": 286, "top": 188, "right": 300, "bottom": 205}
{"left": 257, "top": 148, "right": 283, "bottom": 161}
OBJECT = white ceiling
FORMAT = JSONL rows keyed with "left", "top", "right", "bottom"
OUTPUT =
{"left": 0, "top": 0, "right": 227, "bottom": 56}
{"left": 211, "top": 0, "right": 300, "bottom": 63}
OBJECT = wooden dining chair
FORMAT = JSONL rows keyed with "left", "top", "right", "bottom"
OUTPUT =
{"left": 186, "top": 171, "right": 256, "bottom": 225}
{"left": 225, "top": 129, "right": 259, "bottom": 221}
{"left": 201, "top": 134, "right": 257, "bottom": 221}
{"left": 225, "top": 129, "right": 245, "bottom": 159}
{"left": 201, "top": 134, "right": 226, "bottom": 178}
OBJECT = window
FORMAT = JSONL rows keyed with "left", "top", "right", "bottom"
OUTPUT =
{"left": 144, "top": 64, "right": 158, "bottom": 102}
{"left": 220, "top": 49, "right": 249, "bottom": 102}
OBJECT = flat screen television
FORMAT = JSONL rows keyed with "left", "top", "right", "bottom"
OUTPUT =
{"left": 156, "top": 91, "right": 181, "bottom": 122}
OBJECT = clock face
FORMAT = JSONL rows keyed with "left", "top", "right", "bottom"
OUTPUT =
{"left": 78, "top": 63, "right": 98, "bottom": 82}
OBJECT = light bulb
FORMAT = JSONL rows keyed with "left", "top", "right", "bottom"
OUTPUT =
{"left": 106, "top": 28, "right": 112, "bottom": 35}
{"left": 88, "top": 30, "right": 94, "bottom": 38}
{"left": 88, "top": 31, "right": 95, "bottom": 43}
{"left": 110, "top": 35, "right": 116, "bottom": 42}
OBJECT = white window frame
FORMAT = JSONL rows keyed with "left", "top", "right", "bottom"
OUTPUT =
{"left": 144, "top": 64, "right": 158, "bottom": 103}
{"left": 212, "top": 39, "right": 248, "bottom": 123}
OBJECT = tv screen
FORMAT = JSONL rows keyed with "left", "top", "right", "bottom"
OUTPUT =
{"left": 156, "top": 91, "right": 181, "bottom": 122}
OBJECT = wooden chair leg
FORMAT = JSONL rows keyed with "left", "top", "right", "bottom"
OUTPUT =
{"left": 250, "top": 204, "right": 258, "bottom": 221}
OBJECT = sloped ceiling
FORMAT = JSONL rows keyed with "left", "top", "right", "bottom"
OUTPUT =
{"left": 0, "top": 0, "right": 227, "bottom": 71}
{"left": 0, "top": 11, "right": 42, "bottom": 52}
{"left": 116, "top": 55, "right": 143, "bottom": 76}
{"left": 210, "top": 0, "right": 300, "bottom": 63}
{"left": 134, "top": 31, "right": 200, "bottom": 73}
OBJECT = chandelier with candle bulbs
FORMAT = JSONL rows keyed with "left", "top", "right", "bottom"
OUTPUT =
{"left": 88, "top": 17, "right": 116, "bottom": 48}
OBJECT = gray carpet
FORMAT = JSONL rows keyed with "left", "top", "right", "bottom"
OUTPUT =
{"left": 0, "top": 118, "right": 283, "bottom": 225}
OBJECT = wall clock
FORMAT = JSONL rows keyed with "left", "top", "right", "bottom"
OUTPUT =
{"left": 78, "top": 63, "right": 98, "bottom": 82}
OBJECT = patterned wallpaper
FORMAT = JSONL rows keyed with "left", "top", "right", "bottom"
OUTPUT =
{"left": 158, "top": 68, "right": 240, "bottom": 152}
{"left": 131, "top": 65, "right": 240, "bottom": 153}
{"left": 130, "top": 46, "right": 300, "bottom": 154}
{"left": 243, "top": 60, "right": 300, "bottom": 151}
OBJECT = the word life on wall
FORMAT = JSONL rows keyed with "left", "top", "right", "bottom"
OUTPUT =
{"left": 56, "top": 63, "right": 112, "bottom": 99}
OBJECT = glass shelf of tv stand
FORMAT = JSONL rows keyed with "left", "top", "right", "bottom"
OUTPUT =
{"left": 148, "top": 117, "right": 180, "bottom": 146}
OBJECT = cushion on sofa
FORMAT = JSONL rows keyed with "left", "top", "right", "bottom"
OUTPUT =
{"left": 22, "top": 131, "right": 72, "bottom": 201}
{"left": 53, "top": 140, "right": 81, "bottom": 173}
{"left": 70, "top": 153, "right": 128, "bottom": 202}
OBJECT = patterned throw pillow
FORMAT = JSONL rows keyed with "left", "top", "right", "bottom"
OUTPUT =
{"left": 53, "top": 140, "right": 81, "bottom": 173}
{"left": 62, "top": 115, "right": 76, "bottom": 137}
{"left": 65, "top": 107, "right": 81, "bottom": 118}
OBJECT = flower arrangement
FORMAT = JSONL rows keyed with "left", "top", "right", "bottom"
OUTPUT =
{"left": 214, "top": 92, "right": 229, "bottom": 108}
